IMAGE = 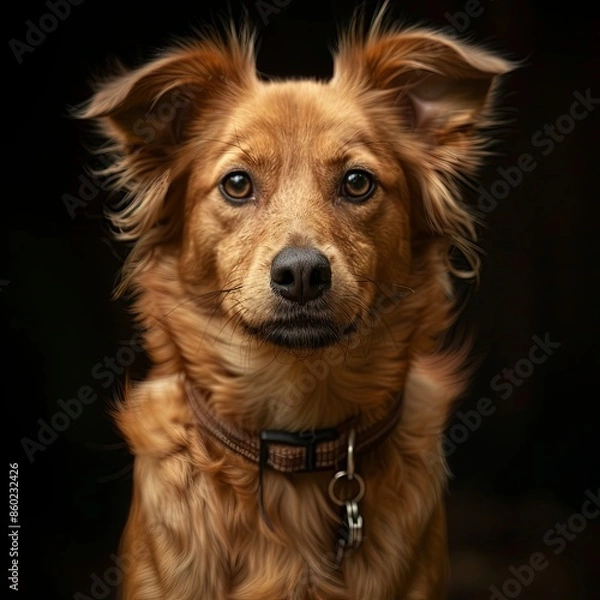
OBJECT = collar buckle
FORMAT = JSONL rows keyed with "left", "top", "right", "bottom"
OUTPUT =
{"left": 260, "top": 428, "right": 340, "bottom": 471}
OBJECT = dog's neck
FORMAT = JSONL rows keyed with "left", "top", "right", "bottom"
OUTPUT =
{"left": 133, "top": 250, "right": 452, "bottom": 431}
{"left": 209, "top": 334, "right": 410, "bottom": 430}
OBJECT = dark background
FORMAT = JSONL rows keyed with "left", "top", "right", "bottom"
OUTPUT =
{"left": 4, "top": 1, "right": 599, "bottom": 598}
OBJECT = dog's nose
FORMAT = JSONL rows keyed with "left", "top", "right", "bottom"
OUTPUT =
{"left": 270, "top": 247, "right": 332, "bottom": 305}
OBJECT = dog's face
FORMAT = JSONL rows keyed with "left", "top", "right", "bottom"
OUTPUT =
{"left": 82, "top": 26, "right": 511, "bottom": 351}
{"left": 181, "top": 80, "right": 412, "bottom": 349}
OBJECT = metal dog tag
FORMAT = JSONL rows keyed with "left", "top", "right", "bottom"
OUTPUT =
{"left": 343, "top": 500, "right": 363, "bottom": 548}
{"left": 330, "top": 429, "right": 365, "bottom": 566}
{"left": 335, "top": 499, "right": 364, "bottom": 565}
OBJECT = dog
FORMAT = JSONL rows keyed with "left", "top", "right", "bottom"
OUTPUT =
{"left": 79, "top": 8, "right": 512, "bottom": 599}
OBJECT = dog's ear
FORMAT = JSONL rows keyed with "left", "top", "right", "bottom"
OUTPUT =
{"left": 333, "top": 27, "right": 512, "bottom": 163}
{"left": 333, "top": 27, "right": 514, "bottom": 276}
{"left": 75, "top": 31, "right": 257, "bottom": 296}
{"left": 77, "top": 31, "right": 256, "bottom": 157}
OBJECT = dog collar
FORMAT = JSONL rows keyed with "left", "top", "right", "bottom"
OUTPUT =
{"left": 186, "top": 380, "right": 403, "bottom": 473}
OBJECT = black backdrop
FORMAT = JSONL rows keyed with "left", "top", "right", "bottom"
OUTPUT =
{"left": 4, "top": 1, "right": 599, "bottom": 598}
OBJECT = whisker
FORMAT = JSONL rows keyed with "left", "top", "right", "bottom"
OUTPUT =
{"left": 201, "top": 136, "right": 258, "bottom": 167}
{"left": 155, "top": 286, "right": 243, "bottom": 327}
{"left": 356, "top": 275, "right": 416, "bottom": 297}
{"left": 207, "top": 284, "right": 243, "bottom": 326}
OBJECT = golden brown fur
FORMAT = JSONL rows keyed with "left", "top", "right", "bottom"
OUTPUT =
{"left": 79, "top": 11, "right": 512, "bottom": 599}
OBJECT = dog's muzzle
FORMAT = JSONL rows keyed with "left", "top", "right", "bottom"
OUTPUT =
{"left": 243, "top": 246, "right": 354, "bottom": 349}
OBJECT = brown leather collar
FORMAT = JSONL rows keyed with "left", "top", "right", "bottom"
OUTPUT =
{"left": 186, "top": 381, "right": 404, "bottom": 473}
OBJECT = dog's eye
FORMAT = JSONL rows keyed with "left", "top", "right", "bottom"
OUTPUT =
{"left": 220, "top": 171, "right": 254, "bottom": 203}
{"left": 341, "top": 170, "right": 375, "bottom": 202}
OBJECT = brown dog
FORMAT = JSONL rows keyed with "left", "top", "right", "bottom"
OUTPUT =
{"left": 80, "top": 10, "right": 512, "bottom": 599}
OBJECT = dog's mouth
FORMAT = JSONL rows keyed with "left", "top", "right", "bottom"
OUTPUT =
{"left": 243, "top": 313, "right": 358, "bottom": 350}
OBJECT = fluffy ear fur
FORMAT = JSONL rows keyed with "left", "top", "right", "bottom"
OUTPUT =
{"left": 332, "top": 24, "right": 514, "bottom": 276}
{"left": 75, "top": 28, "right": 257, "bottom": 294}
{"left": 333, "top": 25, "right": 512, "bottom": 161}
{"left": 78, "top": 29, "right": 257, "bottom": 154}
